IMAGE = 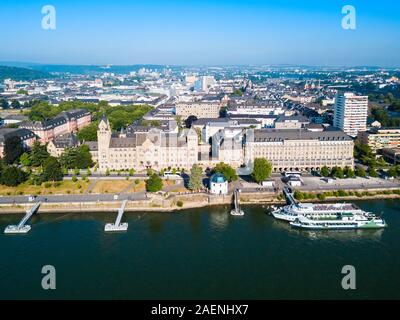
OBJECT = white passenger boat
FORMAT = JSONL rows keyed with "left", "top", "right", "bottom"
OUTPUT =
{"left": 271, "top": 202, "right": 371, "bottom": 222}
{"left": 289, "top": 213, "right": 386, "bottom": 230}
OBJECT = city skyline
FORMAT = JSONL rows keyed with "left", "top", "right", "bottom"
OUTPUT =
{"left": 1, "top": 0, "right": 400, "bottom": 67}
{"left": 1, "top": 0, "right": 400, "bottom": 305}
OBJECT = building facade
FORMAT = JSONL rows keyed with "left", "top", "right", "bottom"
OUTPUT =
{"left": 97, "top": 116, "right": 198, "bottom": 172}
{"left": 244, "top": 128, "right": 354, "bottom": 172}
{"left": 175, "top": 102, "right": 221, "bottom": 119}
{"left": 0, "top": 128, "right": 36, "bottom": 157}
{"left": 358, "top": 127, "right": 400, "bottom": 152}
{"left": 333, "top": 92, "right": 368, "bottom": 137}
{"left": 47, "top": 133, "right": 79, "bottom": 157}
{"left": 274, "top": 115, "right": 310, "bottom": 130}
{"left": 20, "top": 109, "right": 91, "bottom": 143}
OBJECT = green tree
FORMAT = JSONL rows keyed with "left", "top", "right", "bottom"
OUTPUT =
{"left": 320, "top": 166, "right": 330, "bottom": 177}
{"left": 29, "top": 141, "right": 50, "bottom": 167}
{"left": 252, "top": 158, "right": 272, "bottom": 183}
{"left": 188, "top": 164, "right": 203, "bottom": 190}
{"left": 354, "top": 142, "right": 375, "bottom": 165}
{"left": 331, "top": 167, "right": 344, "bottom": 179}
{"left": 60, "top": 145, "right": 93, "bottom": 169}
{"left": 377, "top": 157, "right": 388, "bottom": 168}
{"left": 17, "top": 89, "right": 28, "bottom": 95}
{"left": 0, "top": 166, "right": 28, "bottom": 186}
{"left": 355, "top": 166, "right": 366, "bottom": 178}
{"left": 294, "top": 191, "right": 304, "bottom": 201}
{"left": 174, "top": 115, "right": 183, "bottom": 130}
{"left": 19, "top": 152, "right": 31, "bottom": 167}
{"left": 129, "top": 168, "right": 135, "bottom": 176}
{"left": 10, "top": 100, "right": 21, "bottom": 109}
{"left": 344, "top": 166, "right": 355, "bottom": 178}
{"left": 212, "top": 162, "right": 238, "bottom": 182}
{"left": 346, "top": 168, "right": 355, "bottom": 178}
{"left": 0, "top": 99, "right": 9, "bottom": 109}
{"left": 368, "top": 166, "right": 379, "bottom": 178}
{"left": 3, "top": 136, "right": 24, "bottom": 164}
{"left": 41, "top": 157, "right": 63, "bottom": 182}
{"left": 106, "top": 105, "right": 153, "bottom": 130}
{"left": 317, "top": 193, "right": 326, "bottom": 201}
{"left": 146, "top": 173, "right": 163, "bottom": 192}
{"left": 388, "top": 166, "right": 398, "bottom": 178}
{"left": 77, "top": 122, "right": 98, "bottom": 142}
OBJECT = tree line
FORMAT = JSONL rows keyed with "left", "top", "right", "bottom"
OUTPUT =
{"left": 0, "top": 137, "right": 93, "bottom": 187}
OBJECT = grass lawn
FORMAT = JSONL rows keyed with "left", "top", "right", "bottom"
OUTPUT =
{"left": 126, "top": 181, "right": 146, "bottom": 193}
{"left": 163, "top": 179, "right": 177, "bottom": 187}
{"left": 168, "top": 186, "right": 189, "bottom": 193}
{"left": 91, "top": 180, "right": 133, "bottom": 194}
{"left": 0, "top": 180, "right": 90, "bottom": 196}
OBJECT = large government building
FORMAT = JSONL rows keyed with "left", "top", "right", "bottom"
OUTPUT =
{"left": 96, "top": 115, "right": 354, "bottom": 173}
{"left": 244, "top": 128, "right": 354, "bottom": 172}
{"left": 97, "top": 116, "right": 198, "bottom": 172}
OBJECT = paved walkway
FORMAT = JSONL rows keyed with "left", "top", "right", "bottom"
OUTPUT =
{"left": 85, "top": 180, "right": 98, "bottom": 194}
{"left": 0, "top": 192, "right": 147, "bottom": 205}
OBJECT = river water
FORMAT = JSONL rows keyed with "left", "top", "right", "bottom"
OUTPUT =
{"left": 0, "top": 199, "right": 399, "bottom": 299}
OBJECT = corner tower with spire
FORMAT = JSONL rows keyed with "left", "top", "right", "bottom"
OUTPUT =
{"left": 97, "top": 114, "right": 111, "bottom": 171}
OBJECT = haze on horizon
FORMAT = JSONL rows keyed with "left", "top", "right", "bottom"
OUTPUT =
{"left": 1, "top": 0, "right": 399, "bottom": 67}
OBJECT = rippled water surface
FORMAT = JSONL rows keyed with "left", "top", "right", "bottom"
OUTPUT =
{"left": 0, "top": 200, "right": 399, "bottom": 299}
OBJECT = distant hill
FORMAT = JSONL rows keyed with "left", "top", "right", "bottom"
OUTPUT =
{"left": 30, "top": 64, "right": 169, "bottom": 75}
{"left": 0, "top": 63, "right": 172, "bottom": 75}
{"left": 0, "top": 66, "right": 53, "bottom": 81}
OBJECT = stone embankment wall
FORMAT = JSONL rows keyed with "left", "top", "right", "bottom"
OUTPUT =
{"left": 0, "top": 189, "right": 398, "bottom": 214}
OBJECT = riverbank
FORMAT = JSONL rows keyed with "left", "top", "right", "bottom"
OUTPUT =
{"left": 0, "top": 188, "right": 399, "bottom": 214}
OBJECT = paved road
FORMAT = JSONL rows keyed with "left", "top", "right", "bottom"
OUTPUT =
{"left": 299, "top": 176, "right": 400, "bottom": 191}
{"left": 299, "top": 182, "right": 400, "bottom": 191}
{"left": 64, "top": 173, "right": 148, "bottom": 180}
{"left": 0, "top": 192, "right": 147, "bottom": 205}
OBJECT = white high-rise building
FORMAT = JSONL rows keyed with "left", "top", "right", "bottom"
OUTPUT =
{"left": 194, "top": 76, "right": 216, "bottom": 92}
{"left": 333, "top": 92, "right": 368, "bottom": 137}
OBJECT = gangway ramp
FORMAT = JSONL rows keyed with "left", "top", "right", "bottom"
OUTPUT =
{"left": 283, "top": 187, "right": 297, "bottom": 205}
{"left": 105, "top": 200, "right": 128, "bottom": 232}
{"left": 230, "top": 189, "right": 244, "bottom": 216}
{"left": 4, "top": 202, "right": 41, "bottom": 234}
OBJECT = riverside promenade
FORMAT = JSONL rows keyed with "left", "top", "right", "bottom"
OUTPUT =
{"left": 0, "top": 174, "right": 399, "bottom": 214}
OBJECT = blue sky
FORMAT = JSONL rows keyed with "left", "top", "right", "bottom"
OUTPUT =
{"left": 0, "top": 0, "right": 399, "bottom": 66}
